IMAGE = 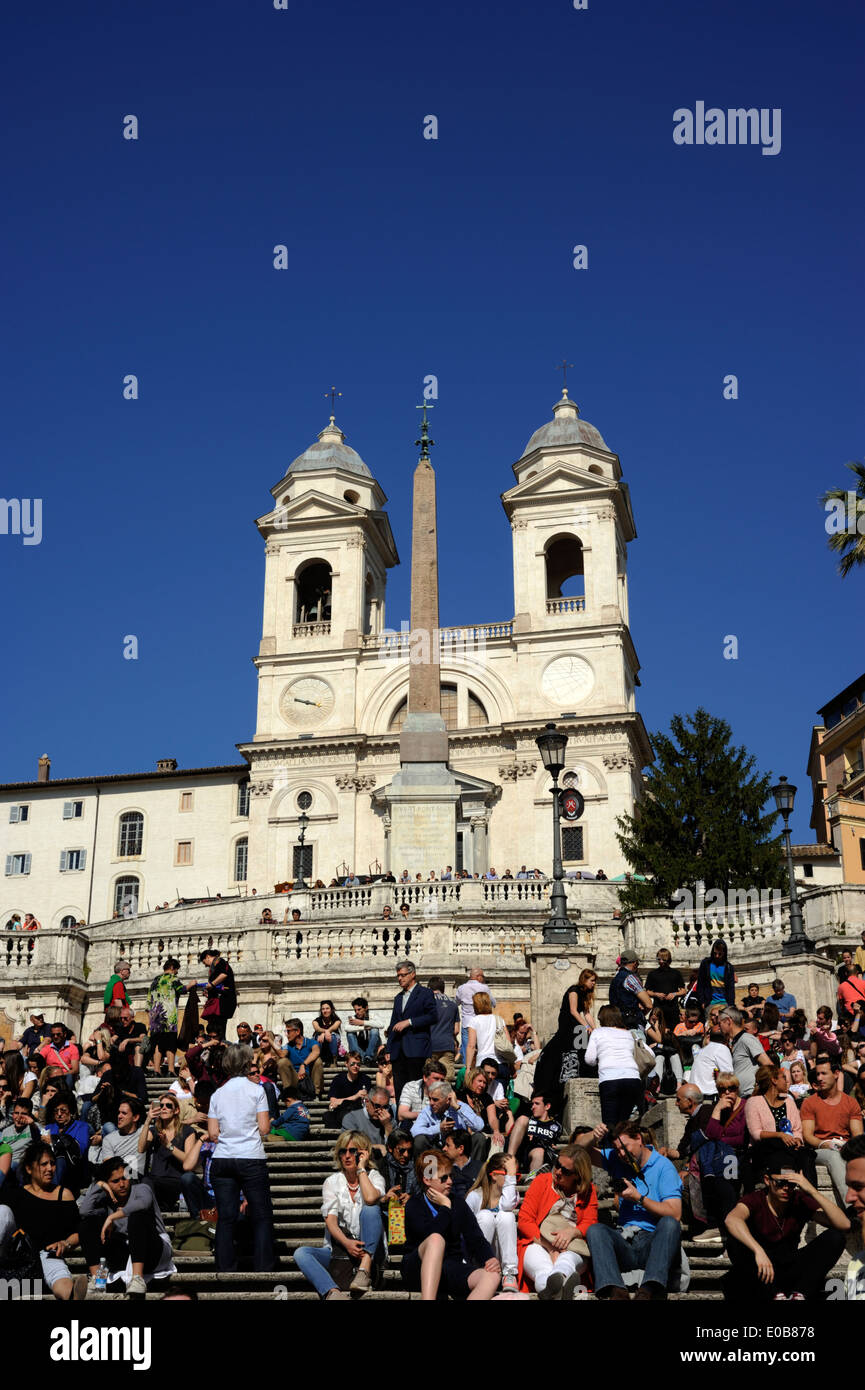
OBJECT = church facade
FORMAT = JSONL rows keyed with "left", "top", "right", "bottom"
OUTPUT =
{"left": 1, "top": 391, "right": 651, "bottom": 929}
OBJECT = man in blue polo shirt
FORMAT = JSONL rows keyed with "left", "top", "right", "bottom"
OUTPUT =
{"left": 575, "top": 1119, "right": 682, "bottom": 1301}
{"left": 282, "top": 1018, "right": 324, "bottom": 1098}
{"left": 769, "top": 979, "right": 797, "bottom": 1022}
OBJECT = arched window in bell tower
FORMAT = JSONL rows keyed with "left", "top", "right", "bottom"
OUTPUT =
{"left": 295, "top": 560, "right": 332, "bottom": 624}
{"left": 545, "top": 534, "right": 585, "bottom": 608}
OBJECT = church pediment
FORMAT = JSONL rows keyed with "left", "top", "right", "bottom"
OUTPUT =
{"left": 258, "top": 490, "right": 364, "bottom": 528}
{"left": 502, "top": 461, "right": 611, "bottom": 503}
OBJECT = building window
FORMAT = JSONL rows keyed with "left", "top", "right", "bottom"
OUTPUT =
{"left": 9, "top": 805, "right": 29, "bottom": 823}
{"left": 179, "top": 792, "right": 194, "bottom": 812}
{"left": 456, "top": 831, "right": 464, "bottom": 874}
{"left": 118, "top": 811, "right": 144, "bottom": 857}
{"left": 63, "top": 801, "right": 84, "bottom": 819}
{"left": 561, "top": 826, "right": 584, "bottom": 861}
{"left": 114, "top": 876, "right": 139, "bottom": 916}
{"left": 467, "top": 692, "right": 488, "bottom": 728}
{"left": 297, "top": 790, "right": 313, "bottom": 811}
{"left": 237, "top": 782, "right": 250, "bottom": 817}
{"left": 60, "top": 914, "right": 77, "bottom": 930}
{"left": 293, "top": 844, "right": 313, "bottom": 880}
{"left": 175, "top": 841, "right": 193, "bottom": 867}
{"left": 802, "top": 863, "right": 814, "bottom": 879}
{"left": 860, "top": 839, "right": 865, "bottom": 872}
{"left": 60, "top": 849, "right": 87, "bottom": 872}
{"left": 234, "top": 837, "right": 248, "bottom": 882}
{"left": 5, "top": 853, "right": 31, "bottom": 876}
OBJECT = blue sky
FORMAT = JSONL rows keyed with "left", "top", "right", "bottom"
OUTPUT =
{"left": 2, "top": 0, "right": 862, "bottom": 841}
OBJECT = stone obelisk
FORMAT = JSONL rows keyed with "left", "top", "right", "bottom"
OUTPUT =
{"left": 385, "top": 405, "right": 459, "bottom": 874}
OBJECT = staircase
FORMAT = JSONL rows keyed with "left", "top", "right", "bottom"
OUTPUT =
{"left": 54, "top": 1069, "right": 848, "bottom": 1301}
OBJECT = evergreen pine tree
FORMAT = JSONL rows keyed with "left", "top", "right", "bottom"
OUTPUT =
{"left": 616, "top": 707, "right": 784, "bottom": 912}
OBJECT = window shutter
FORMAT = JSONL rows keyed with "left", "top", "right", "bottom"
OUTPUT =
{"left": 60, "top": 851, "right": 68, "bottom": 871}
{"left": 79, "top": 849, "right": 87, "bottom": 871}
{"left": 9, "top": 806, "right": 19, "bottom": 823}
{"left": 23, "top": 854, "right": 31, "bottom": 874}
{"left": 5, "top": 855, "right": 12, "bottom": 875}
{"left": 63, "top": 801, "right": 74, "bottom": 819}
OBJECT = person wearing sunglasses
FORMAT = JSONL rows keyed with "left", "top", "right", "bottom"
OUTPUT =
{"left": 723, "top": 1153, "right": 850, "bottom": 1301}
{"left": 293, "top": 1130, "right": 385, "bottom": 1300}
{"left": 401, "top": 1149, "right": 500, "bottom": 1301}
{"left": 517, "top": 1145, "right": 597, "bottom": 1298}
{"left": 690, "top": 1072, "right": 747, "bottom": 1243}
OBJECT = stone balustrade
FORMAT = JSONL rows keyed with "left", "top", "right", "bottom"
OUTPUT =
{"left": 546, "top": 597, "right": 585, "bottom": 614}
{"left": 4, "top": 881, "right": 862, "bottom": 1042}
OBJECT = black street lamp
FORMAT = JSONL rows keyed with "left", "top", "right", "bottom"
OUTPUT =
{"left": 535, "top": 722, "right": 578, "bottom": 944}
{"left": 772, "top": 776, "right": 814, "bottom": 956}
{"left": 294, "top": 811, "right": 310, "bottom": 890}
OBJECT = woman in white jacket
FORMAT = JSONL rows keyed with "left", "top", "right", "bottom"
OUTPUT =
{"left": 465, "top": 1152, "right": 520, "bottom": 1293}
{"left": 583, "top": 1005, "right": 643, "bottom": 1127}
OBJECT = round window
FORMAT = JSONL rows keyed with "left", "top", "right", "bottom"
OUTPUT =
{"left": 297, "top": 791, "right": 313, "bottom": 810}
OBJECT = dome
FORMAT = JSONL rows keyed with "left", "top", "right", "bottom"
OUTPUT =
{"left": 520, "top": 391, "right": 610, "bottom": 458}
{"left": 288, "top": 418, "right": 372, "bottom": 478}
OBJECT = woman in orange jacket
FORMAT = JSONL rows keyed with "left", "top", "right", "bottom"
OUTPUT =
{"left": 517, "top": 1145, "right": 599, "bottom": 1297}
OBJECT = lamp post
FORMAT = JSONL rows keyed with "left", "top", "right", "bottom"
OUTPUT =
{"left": 535, "top": 722, "right": 578, "bottom": 944}
{"left": 772, "top": 776, "right": 814, "bottom": 956}
{"left": 294, "top": 811, "right": 310, "bottom": 890}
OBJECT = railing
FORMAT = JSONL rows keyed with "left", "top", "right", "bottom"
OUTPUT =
{"left": 272, "top": 923, "right": 418, "bottom": 963}
{"left": 3, "top": 933, "right": 37, "bottom": 971}
{"left": 451, "top": 922, "right": 545, "bottom": 957}
{"left": 546, "top": 597, "right": 585, "bottom": 615}
{"left": 107, "top": 930, "right": 248, "bottom": 977}
{"left": 362, "top": 621, "right": 513, "bottom": 653}
{"left": 292, "top": 621, "right": 331, "bottom": 638}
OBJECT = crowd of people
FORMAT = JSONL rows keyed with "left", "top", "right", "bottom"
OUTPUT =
{"left": 1, "top": 932, "right": 864, "bottom": 1303}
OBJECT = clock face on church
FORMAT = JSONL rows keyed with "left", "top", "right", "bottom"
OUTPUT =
{"left": 279, "top": 677, "right": 335, "bottom": 728}
{"left": 541, "top": 655, "right": 594, "bottom": 706}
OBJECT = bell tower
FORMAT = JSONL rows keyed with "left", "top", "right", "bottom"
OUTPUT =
{"left": 250, "top": 408, "right": 399, "bottom": 743}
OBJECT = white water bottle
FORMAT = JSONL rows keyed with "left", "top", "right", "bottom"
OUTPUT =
{"left": 94, "top": 1259, "right": 108, "bottom": 1292}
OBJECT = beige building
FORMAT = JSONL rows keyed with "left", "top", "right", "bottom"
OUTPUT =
{"left": 1, "top": 391, "right": 650, "bottom": 930}
{"left": 808, "top": 672, "right": 865, "bottom": 886}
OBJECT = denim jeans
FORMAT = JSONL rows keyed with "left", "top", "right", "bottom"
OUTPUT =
{"left": 210, "top": 1158, "right": 275, "bottom": 1271}
{"left": 586, "top": 1217, "right": 682, "bottom": 1295}
{"left": 346, "top": 1029, "right": 381, "bottom": 1063}
{"left": 294, "top": 1203, "right": 383, "bottom": 1298}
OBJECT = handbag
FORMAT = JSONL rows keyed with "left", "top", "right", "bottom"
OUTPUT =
{"left": 201, "top": 996, "right": 221, "bottom": 1020}
{"left": 539, "top": 1212, "right": 590, "bottom": 1259}
{"left": 493, "top": 1017, "right": 516, "bottom": 1066}
{"left": 632, "top": 1037, "right": 656, "bottom": 1080}
{"left": 0, "top": 1227, "right": 41, "bottom": 1286}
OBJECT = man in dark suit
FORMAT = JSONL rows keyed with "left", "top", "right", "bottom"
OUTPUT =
{"left": 386, "top": 960, "right": 438, "bottom": 1104}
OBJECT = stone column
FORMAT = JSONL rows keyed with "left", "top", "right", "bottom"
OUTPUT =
{"left": 766, "top": 952, "right": 837, "bottom": 1020}
{"left": 524, "top": 942, "right": 594, "bottom": 1044}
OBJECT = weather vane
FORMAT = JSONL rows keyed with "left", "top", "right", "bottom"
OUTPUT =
{"left": 415, "top": 402, "right": 435, "bottom": 460}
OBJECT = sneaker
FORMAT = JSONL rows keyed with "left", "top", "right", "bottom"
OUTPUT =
{"left": 562, "top": 1271, "right": 586, "bottom": 1301}
{"left": 325, "top": 1289, "right": 351, "bottom": 1301}
{"left": 772, "top": 1292, "right": 788, "bottom": 1301}
{"left": 693, "top": 1229, "right": 724, "bottom": 1244}
{"left": 349, "top": 1268, "right": 371, "bottom": 1295}
{"left": 126, "top": 1274, "right": 147, "bottom": 1299}
{"left": 538, "top": 1271, "right": 566, "bottom": 1300}
{"left": 788, "top": 1292, "right": 806, "bottom": 1301}
{"left": 501, "top": 1273, "right": 519, "bottom": 1294}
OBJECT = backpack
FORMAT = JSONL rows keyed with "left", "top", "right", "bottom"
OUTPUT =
{"left": 610, "top": 969, "right": 645, "bottom": 1031}
{"left": 173, "top": 1216, "right": 215, "bottom": 1254}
